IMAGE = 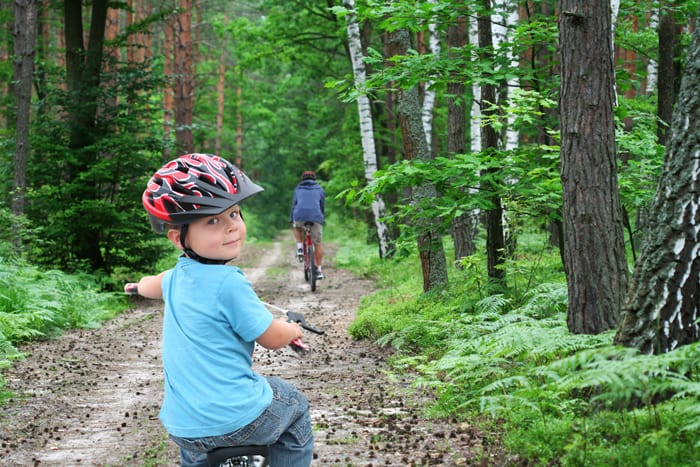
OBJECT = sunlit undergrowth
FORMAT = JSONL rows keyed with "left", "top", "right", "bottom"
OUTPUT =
{"left": 346, "top": 234, "right": 700, "bottom": 465}
{"left": 0, "top": 255, "right": 127, "bottom": 400}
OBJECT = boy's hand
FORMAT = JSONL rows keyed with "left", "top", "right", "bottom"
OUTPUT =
{"left": 289, "top": 337, "right": 309, "bottom": 356}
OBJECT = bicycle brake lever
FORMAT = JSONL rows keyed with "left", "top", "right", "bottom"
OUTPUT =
{"left": 286, "top": 310, "right": 325, "bottom": 335}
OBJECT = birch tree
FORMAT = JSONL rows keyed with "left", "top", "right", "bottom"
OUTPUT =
{"left": 343, "top": 0, "right": 392, "bottom": 258}
{"left": 615, "top": 7, "right": 700, "bottom": 353}
{"left": 421, "top": 0, "right": 439, "bottom": 150}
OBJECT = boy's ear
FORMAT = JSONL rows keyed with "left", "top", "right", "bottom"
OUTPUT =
{"left": 166, "top": 228, "right": 183, "bottom": 249}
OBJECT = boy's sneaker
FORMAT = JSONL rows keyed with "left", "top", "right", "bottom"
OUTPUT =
{"left": 296, "top": 248, "right": 303, "bottom": 262}
{"left": 316, "top": 268, "right": 324, "bottom": 280}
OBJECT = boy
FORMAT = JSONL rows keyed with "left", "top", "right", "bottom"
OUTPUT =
{"left": 129, "top": 154, "right": 313, "bottom": 466}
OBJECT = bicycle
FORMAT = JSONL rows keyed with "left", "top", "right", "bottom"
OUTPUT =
{"left": 298, "top": 221, "right": 318, "bottom": 292}
{"left": 207, "top": 445, "right": 269, "bottom": 466}
{"left": 205, "top": 307, "right": 323, "bottom": 466}
{"left": 124, "top": 285, "right": 323, "bottom": 466}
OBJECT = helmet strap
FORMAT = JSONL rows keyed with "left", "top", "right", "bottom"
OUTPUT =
{"left": 179, "top": 224, "right": 232, "bottom": 265}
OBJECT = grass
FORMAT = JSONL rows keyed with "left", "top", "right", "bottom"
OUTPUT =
{"left": 341, "top": 223, "right": 700, "bottom": 466}
{"left": 0, "top": 256, "right": 129, "bottom": 400}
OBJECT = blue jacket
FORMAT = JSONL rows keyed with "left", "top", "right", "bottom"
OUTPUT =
{"left": 290, "top": 180, "right": 325, "bottom": 224}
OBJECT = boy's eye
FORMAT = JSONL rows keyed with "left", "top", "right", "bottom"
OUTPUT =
{"left": 230, "top": 210, "right": 240, "bottom": 219}
{"left": 207, "top": 218, "right": 219, "bottom": 225}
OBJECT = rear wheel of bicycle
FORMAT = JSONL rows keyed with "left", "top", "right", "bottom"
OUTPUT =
{"left": 218, "top": 455, "right": 268, "bottom": 467}
{"left": 303, "top": 243, "right": 310, "bottom": 282}
{"left": 308, "top": 243, "right": 316, "bottom": 292}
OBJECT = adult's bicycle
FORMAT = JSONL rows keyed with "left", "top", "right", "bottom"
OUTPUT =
{"left": 298, "top": 221, "right": 318, "bottom": 292}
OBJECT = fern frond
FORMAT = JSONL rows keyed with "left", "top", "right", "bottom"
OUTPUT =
{"left": 474, "top": 294, "right": 511, "bottom": 314}
{"left": 520, "top": 282, "right": 568, "bottom": 318}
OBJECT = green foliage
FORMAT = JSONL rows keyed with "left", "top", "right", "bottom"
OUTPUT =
{"left": 0, "top": 250, "right": 128, "bottom": 398}
{"left": 615, "top": 96, "right": 666, "bottom": 233}
{"left": 4, "top": 49, "right": 169, "bottom": 278}
{"left": 0, "top": 258, "right": 124, "bottom": 344}
{"left": 349, "top": 228, "right": 700, "bottom": 464}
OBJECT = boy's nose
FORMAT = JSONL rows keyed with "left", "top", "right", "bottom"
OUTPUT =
{"left": 225, "top": 216, "right": 240, "bottom": 231}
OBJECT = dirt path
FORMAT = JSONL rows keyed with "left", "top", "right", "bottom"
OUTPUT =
{"left": 0, "top": 238, "right": 494, "bottom": 466}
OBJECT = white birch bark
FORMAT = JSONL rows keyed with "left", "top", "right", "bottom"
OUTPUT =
{"left": 493, "top": 0, "right": 519, "bottom": 150}
{"left": 469, "top": 18, "right": 482, "bottom": 153}
{"left": 646, "top": 9, "right": 659, "bottom": 94}
{"left": 421, "top": 0, "right": 439, "bottom": 149}
{"left": 611, "top": 0, "right": 620, "bottom": 106}
{"left": 343, "top": 0, "right": 391, "bottom": 257}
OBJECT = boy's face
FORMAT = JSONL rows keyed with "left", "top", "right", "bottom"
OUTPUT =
{"left": 175, "top": 205, "right": 246, "bottom": 260}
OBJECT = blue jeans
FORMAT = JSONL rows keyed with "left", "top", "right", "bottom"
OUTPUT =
{"left": 169, "top": 376, "right": 313, "bottom": 467}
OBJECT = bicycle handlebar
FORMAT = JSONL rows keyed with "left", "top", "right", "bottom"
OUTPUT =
{"left": 285, "top": 310, "right": 325, "bottom": 335}
{"left": 125, "top": 285, "right": 324, "bottom": 355}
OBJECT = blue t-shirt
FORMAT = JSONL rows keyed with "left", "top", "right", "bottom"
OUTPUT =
{"left": 159, "top": 257, "right": 274, "bottom": 438}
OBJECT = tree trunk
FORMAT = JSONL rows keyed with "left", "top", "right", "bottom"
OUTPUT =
{"left": 615, "top": 8, "right": 700, "bottom": 353}
{"left": 447, "top": 15, "right": 477, "bottom": 263}
{"left": 215, "top": 38, "right": 226, "bottom": 155}
{"left": 421, "top": 0, "right": 439, "bottom": 152}
{"left": 389, "top": 27, "right": 448, "bottom": 292}
{"left": 173, "top": 0, "right": 194, "bottom": 154}
{"left": 163, "top": 13, "right": 174, "bottom": 161}
{"left": 343, "top": 0, "right": 392, "bottom": 259}
{"left": 559, "top": 0, "right": 629, "bottom": 333}
{"left": 478, "top": 0, "right": 506, "bottom": 284}
{"left": 11, "top": 0, "right": 39, "bottom": 226}
{"left": 63, "top": 0, "right": 109, "bottom": 272}
{"left": 657, "top": 6, "right": 682, "bottom": 145}
{"left": 65, "top": 0, "right": 108, "bottom": 151}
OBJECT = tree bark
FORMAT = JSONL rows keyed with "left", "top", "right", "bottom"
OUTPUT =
{"left": 421, "top": 0, "right": 439, "bottom": 152}
{"left": 615, "top": 7, "right": 700, "bottom": 353}
{"left": 389, "top": 27, "right": 448, "bottom": 292}
{"left": 65, "top": 0, "right": 108, "bottom": 151}
{"left": 173, "top": 0, "right": 194, "bottom": 154}
{"left": 478, "top": 0, "right": 506, "bottom": 284}
{"left": 63, "top": 0, "right": 109, "bottom": 271}
{"left": 657, "top": 6, "right": 682, "bottom": 145}
{"left": 343, "top": 0, "right": 393, "bottom": 259}
{"left": 12, "top": 0, "right": 40, "bottom": 225}
{"left": 559, "top": 0, "right": 629, "bottom": 333}
{"left": 447, "top": 15, "right": 477, "bottom": 263}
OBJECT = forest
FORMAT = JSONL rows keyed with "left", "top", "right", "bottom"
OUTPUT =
{"left": 2, "top": 0, "right": 700, "bottom": 464}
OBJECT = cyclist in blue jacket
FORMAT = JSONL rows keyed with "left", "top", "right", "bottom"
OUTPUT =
{"left": 290, "top": 171, "right": 326, "bottom": 279}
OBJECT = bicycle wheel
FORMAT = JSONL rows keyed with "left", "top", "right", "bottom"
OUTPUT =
{"left": 308, "top": 243, "right": 316, "bottom": 292}
{"left": 303, "top": 243, "right": 310, "bottom": 282}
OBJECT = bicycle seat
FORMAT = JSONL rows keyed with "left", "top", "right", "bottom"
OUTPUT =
{"left": 207, "top": 445, "right": 269, "bottom": 465}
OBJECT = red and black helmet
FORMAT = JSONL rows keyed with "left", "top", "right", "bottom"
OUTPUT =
{"left": 301, "top": 171, "right": 316, "bottom": 180}
{"left": 142, "top": 153, "right": 263, "bottom": 233}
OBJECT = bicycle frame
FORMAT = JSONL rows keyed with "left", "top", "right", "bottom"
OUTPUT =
{"left": 301, "top": 222, "right": 317, "bottom": 292}
{"left": 207, "top": 445, "right": 269, "bottom": 466}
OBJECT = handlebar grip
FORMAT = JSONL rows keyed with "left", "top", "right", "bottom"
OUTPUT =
{"left": 124, "top": 283, "right": 139, "bottom": 295}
